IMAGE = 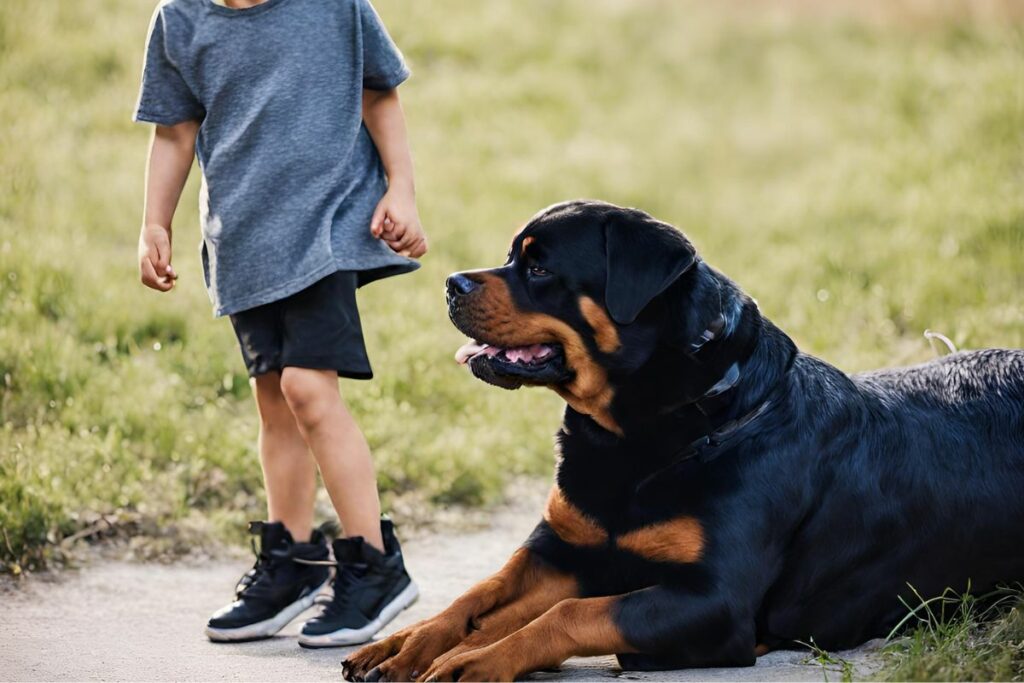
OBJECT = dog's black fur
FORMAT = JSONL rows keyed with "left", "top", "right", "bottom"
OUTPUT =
{"left": 344, "top": 200, "right": 1024, "bottom": 681}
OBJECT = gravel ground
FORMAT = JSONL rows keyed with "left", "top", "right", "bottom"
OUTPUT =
{"left": 1, "top": 496, "right": 883, "bottom": 682}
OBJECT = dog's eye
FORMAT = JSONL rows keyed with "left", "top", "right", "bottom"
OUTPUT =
{"left": 528, "top": 264, "right": 552, "bottom": 278}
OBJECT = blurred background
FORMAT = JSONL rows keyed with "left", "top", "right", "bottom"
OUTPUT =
{"left": 1, "top": 0, "right": 1021, "bottom": 573}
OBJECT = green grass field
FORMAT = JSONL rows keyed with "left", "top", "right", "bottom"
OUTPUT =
{"left": 0, "top": 3, "right": 1022, "bottom": 666}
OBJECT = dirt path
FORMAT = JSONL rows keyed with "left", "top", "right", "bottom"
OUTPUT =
{"left": 1, "top": 497, "right": 883, "bottom": 681}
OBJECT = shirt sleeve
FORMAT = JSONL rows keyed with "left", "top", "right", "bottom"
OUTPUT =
{"left": 133, "top": 7, "right": 204, "bottom": 125}
{"left": 357, "top": 0, "right": 410, "bottom": 91}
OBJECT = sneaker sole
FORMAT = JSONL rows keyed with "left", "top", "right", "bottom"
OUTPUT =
{"left": 297, "top": 580, "right": 420, "bottom": 648}
{"left": 205, "top": 577, "right": 332, "bottom": 643}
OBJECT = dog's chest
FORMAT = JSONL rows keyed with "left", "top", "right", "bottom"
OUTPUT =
{"left": 541, "top": 484, "right": 706, "bottom": 590}
{"left": 543, "top": 426, "right": 715, "bottom": 592}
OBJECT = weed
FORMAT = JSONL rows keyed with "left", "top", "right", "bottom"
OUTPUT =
{"left": 882, "top": 584, "right": 1024, "bottom": 681}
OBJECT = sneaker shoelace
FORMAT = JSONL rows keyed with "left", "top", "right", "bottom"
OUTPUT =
{"left": 235, "top": 537, "right": 293, "bottom": 602}
{"left": 314, "top": 561, "right": 369, "bottom": 618}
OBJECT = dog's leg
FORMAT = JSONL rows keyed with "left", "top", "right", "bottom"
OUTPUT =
{"left": 419, "top": 586, "right": 755, "bottom": 681}
{"left": 419, "top": 595, "right": 628, "bottom": 681}
{"left": 343, "top": 547, "right": 574, "bottom": 682}
{"left": 422, "top": 569, "right": 577, "bottom": 673}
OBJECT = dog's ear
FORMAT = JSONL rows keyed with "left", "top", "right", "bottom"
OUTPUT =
{"left": 604, "top": 212, "right": 697, "bottom": 325}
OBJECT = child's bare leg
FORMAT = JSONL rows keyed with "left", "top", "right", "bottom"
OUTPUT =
{"left": 253, "top": 372, "right": 317, "bottom": 542}
{"left": 279, "top": 366, "right": 385, "bottom": 551}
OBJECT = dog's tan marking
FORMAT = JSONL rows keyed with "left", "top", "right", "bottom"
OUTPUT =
{"left": 579, "top": 296, "right": 621, "bottom": 354}
{"left": 616, "top": 517, "right": 704, "bottom": 564}
{"left": 544, "top": 487, "right": 608, "bottom": 546}
{"left": 755, "top": 643, "right": 771, "bottom": 657}
{"left": 469, "top": 272, "right": 622, "bottom": 434}
{"left": 512, "top": 596, "right": 634, "bottom": 667}
{"left": 521, "top": 235, "right": 535, "bottom": 254}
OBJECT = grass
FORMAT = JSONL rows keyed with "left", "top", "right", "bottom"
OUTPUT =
{"left": 0, "top": 1, "right": 1022, "bottom": 576}
{"left": 882, "top": 586, "right": 1024, "bottom": 681}
{"left": 796, "top": 587, "right": 1024, "bottom": 681}
{"left": 800, "top": 638, "right": 856, "bottom": 683}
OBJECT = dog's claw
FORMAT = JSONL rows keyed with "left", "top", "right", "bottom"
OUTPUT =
{"left": 364, "top": 666, "right": 383, "bottom": 682}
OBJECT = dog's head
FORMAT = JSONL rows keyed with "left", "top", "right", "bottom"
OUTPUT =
{"left": 448, "top": 200, "right": 709, "bottom": 433}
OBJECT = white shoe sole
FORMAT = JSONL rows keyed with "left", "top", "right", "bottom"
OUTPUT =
{"left": 205, "top": 578, "right": 331, "bottom": 642}
{"left": 297, "top": 580, "right": 420, "bottom": 648}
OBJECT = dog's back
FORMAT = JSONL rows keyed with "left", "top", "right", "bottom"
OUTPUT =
{"left": 858, "top": 348, "right": 1024, "bottom": 413}
{"left": 759, "top": 348, "right": 1024, "bottom": 649}
{"left": 854, "top": 348, "right": 1024, "bottom": 461}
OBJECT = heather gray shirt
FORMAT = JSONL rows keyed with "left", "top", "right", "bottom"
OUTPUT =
{"left": 134, "top": 0, "right": 418, "bottom": 316}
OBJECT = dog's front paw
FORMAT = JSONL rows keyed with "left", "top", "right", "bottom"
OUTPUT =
{"left": 420, "top": 646, "right": 519, "bottom": 683}
{"left": 349, "top": 622, "right": 465, "bottom": 682}
{"left": 343, "top": 632, "right": 408, "bottom": 681}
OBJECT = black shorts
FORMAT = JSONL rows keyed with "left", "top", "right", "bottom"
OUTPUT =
{"left": 228, "top": 271, "right": 372, "bottom": 379}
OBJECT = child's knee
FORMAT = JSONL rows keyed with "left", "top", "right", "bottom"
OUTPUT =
{"left": 279, "top": 367, "right": 336, "bottom": 428}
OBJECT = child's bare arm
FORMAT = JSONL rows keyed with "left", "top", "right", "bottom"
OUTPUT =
{"left": 139, "top": 120, "right": 198, "bottom": 291}
{"left": 362, "top": 88, "right": 427, "bottom": 259}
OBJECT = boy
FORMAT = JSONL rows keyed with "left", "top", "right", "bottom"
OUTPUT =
{"left": 134, "top": 0, "right": 425, "bottom": 647}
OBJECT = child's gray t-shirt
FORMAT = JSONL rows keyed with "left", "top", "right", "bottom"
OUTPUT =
{"left": 134, "top": 0, "right": 418, "bottom": 316}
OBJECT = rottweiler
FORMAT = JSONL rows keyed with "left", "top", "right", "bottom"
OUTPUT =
{"left": 344, "top": 200, "right": 1024, "bottom": 681}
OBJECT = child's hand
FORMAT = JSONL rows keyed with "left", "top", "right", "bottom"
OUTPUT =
{"left": 370, "top": 187, "right": 428, "bottom": 259}
{"left": 138, "top": 223, "right": 177, "bottom": 291}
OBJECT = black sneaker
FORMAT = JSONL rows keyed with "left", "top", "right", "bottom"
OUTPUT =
{"left": 298, "top": 519, "right": 419, "bottom": 648}
{"left": 205, "top": 521, "right": 332, "bottom": 642}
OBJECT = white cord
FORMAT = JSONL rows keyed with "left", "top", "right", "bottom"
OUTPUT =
{"left": 924, "top": 329, "right": 957, "bottom": 356}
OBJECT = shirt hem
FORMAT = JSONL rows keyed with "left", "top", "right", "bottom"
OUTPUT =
{"left": 134, "top": 109, "right": 203, "bottom": 126}
{"left": 212, "top": 255, "right": 419, "bottom": 317}
{"left": 213, "top": 261, "right": 338, "bottom": 317}
{"left": 364, "top": 66, "right": 410, "bottom": 91}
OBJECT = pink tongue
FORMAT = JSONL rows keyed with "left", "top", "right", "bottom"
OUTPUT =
{"left": 455, "top": 341, "right": 488, "bottom": 365}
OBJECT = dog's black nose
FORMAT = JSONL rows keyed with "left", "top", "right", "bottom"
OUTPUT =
{"left": 446, "top": 273, "right": 479, "bottom": 296}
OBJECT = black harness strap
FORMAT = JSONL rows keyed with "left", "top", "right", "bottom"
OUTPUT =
{"left": 634, "top": 380, "right": 785, "bottom": 494}
{"left": 678, "top": 380, "right": 784, "bottom": 465}
{"left": 634, "top": 304, "right": 784, "bottom": 493}
{"left": 688, "top": 315, "right": 727, "bottom": 355}
{"left": 663, "top": 303, "right": 761, "bottom": 418}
